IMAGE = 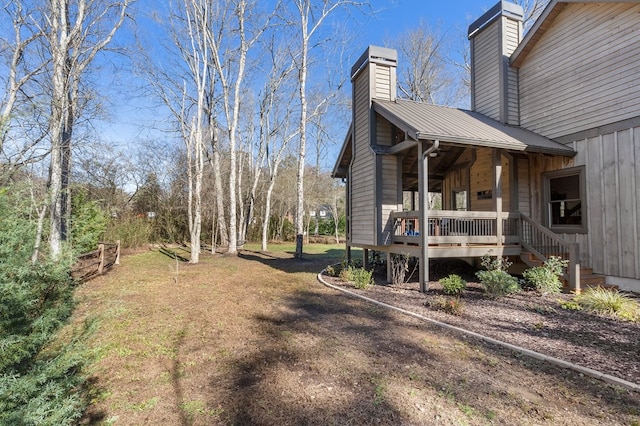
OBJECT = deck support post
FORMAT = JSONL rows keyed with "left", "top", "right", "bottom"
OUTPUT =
{"left": 363, "top": 248, "right": 370, "bottom": 271}
{"left": 386, "top": 252, "right": 393, "bottom": 283}
{"left": 419, "top": 139, "right": 439, "bottom": 292}
{"left": 493, "top": 150, "right": 503, "bottom": 247}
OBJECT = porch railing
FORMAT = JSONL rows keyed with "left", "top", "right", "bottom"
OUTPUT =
{"left": 392, "top": 210, "right": 520, "bottom": 245}
{"left": 391, "top": 211, "right": 580, "bottom": 291}
{"left": 520, "top": 215, "right": 580, "bottom": 292}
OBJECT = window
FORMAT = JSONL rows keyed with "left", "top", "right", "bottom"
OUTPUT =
{"left": 544, "top": 167, "right": 586, "bottom": 233}
{"left": 453, "top": 189, "right": 468, "bottom": 211}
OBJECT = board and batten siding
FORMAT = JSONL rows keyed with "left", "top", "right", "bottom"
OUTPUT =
{"left": 568, "top": 126, "right": 640, "bottom": 280}
{"left": 350, "top": 67, "right": 375, "bottom": 246}
{"left": 518, "top": 3, "right": 640, "bottom": 139}
{"left": 472, "top": 20, "right": 501, "bottom": 121}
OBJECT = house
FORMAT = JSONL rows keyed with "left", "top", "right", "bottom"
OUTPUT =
{"left": 332, "top": 0, "right": 640, "bottom": 293}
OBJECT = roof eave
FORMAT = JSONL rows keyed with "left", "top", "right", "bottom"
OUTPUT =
{"left": 331, "top": 125, "right": 353, "bottom": 179}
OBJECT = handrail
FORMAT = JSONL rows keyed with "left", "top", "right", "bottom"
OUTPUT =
{"left": 519, "top": 215, "right": 580, "bottom": 292}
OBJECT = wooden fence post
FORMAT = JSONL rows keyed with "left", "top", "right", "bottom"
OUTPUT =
{"left": 97, "top": 244, "right": 105, "bottom": 274}
{"left": 115, "top": 240, "right": 121, "bottom": 265}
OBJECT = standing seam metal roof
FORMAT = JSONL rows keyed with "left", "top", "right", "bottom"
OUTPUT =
{"left": 373, "top": 99, "right": 575, "bottom": 156}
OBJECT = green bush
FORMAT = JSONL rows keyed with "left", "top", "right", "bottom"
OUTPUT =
{"left": 70, "top": 189, "right": 108, "bottom": 254}
{"left": 575, "top": 287, "right": 639, "bottom": 322}
{"left": 476, "top": 252, "right": 520, "bottom": 297}
{"left": 340, "top": 265, "right": 373, "bottom": 289}
{"left": 439, "top": 274, "right": 467, "bottom": 296}
{"left": 0, "top": 188, "right": 88, "bottom": 423}
{"left": 522, "top": 256, "right": 568, "bottom": 295}
{"left": 476, "top": 269, "right": 521, "bottom": 297}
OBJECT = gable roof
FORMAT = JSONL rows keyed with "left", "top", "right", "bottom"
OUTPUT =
{"left": 510, "top": 0, "right": 637, "bottom": 68}
{"left": 373, "top": 99, "right": 575, "bottom": 156}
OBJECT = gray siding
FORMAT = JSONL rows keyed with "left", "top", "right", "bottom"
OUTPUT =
{"left": 379, "top": 155, "right": 399, "bottom": 245}
{"left": 505, "top": 18, "right": 520, "bottom": 125}
{"left": 473, "top": 21, "right": 501, "bottom": 120}
{"left": 571, "top": 126, "right": 640, "bottom": 280}
{"left": 374, "top": 65, "right": 392, "bottom": 101}
{"left": 350, "top": 70, "right": 375, "bottom": 246}
{"left": 518, "top": 3, "right": 640, "bottom": 139}
{"left": 517, "top": 157, "right": 530, "bottom": 216}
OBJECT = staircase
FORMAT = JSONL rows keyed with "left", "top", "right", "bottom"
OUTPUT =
{"left": 518, "top": 215, "right": 616, "bottom": 294}
{"left": 518, "top": 251, "right": 614, "bottom": 293}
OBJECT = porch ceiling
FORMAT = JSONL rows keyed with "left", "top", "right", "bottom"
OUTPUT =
{"left": 373, "top": 99, "right": 576, "bottom": 156}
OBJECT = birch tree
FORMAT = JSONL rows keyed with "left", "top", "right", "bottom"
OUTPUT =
{"left": 0, "top": 3, "right": 51, "bottom": 183}
{"left": 44, "top": 0, "right": 131, "bottom": 259}
{"left": 287, "top": 0, "right": 366, "bottom": 258}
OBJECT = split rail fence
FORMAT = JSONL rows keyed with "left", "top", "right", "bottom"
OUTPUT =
{"left": 72, "top": 241, "right": 121, "bottom": 281}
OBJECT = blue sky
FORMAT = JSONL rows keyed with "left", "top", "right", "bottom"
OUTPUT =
{"left": 362, "top": 0, "right": 496, "bottom": 46}
{"left": 97, "top": 0, "right": 501, "bottom": 171}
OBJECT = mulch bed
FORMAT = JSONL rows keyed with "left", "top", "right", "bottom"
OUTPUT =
{"left": 323, "top": 259, "right": 640, "bottom": 386}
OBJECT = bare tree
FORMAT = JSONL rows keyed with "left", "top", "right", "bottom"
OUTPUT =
{"left": 206, "top": 0, "right": 274, "bottom": 255}
{"left": 516, "top": 0, "right": 550, "bottom": 31}
{"left": 287, "top": 0, "right": 366, "bottom": 258}
{"left": 44, "top": 0, "right": 132, "bottom": 259}
{"left": 394, "top": 20, "right": 464, "bottom": 105}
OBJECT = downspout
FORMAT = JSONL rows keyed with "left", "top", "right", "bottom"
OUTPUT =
{"left": 419, "top": 140, "right": 440, "bottom": 293}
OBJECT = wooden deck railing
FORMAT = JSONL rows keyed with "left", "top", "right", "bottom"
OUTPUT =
{"left": 392, "top": 210, "right": 519, "bottom": 245}
{"left": 391, "top": 211, "right": 580, "bottom": 291}
{"left": 520, "top": 216, "right": 580, "bottom": 292}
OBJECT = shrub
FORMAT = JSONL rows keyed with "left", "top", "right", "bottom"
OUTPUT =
{"left": 476, "top": 252, "right": 520, "bottom": 297}
{"left": 575, "top": 287, "right": 639, "bottom": 321}
{"left": 476, "top": 270, "right": 521, "bottom": 297}
{"left": 522, "top": 256, "right": 568, "bottom": 295}
{"left": 325, "top": 264, "right": 337, "bottom": 277}
{"left": 439, "top": 274, "right": 467, "bottom": 296}
{"left": 428, "top": 296, "right": 464, "bottom": 315}
{"left": 0, "top": 189, "right": 88, "bottom": 423}
{"left": 339, "top": 265, "right": 373, "bottom": 289}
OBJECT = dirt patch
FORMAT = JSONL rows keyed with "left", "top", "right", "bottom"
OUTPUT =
{"left": 74, "top": 246, "right": 639, "bottom": 425}
{"left": 324, "top": 259, "right": 640, "bottom": 385}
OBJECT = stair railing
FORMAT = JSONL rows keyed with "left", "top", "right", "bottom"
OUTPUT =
{"left": 519, "top": 215, "right": 581, "bottom": 293}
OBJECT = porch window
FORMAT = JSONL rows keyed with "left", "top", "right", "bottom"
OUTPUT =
{"left": 544, "top": 167, "right": 586, "bottom": 233}
{"left": 453, "top": 190, "right": 468, "bottom": 211}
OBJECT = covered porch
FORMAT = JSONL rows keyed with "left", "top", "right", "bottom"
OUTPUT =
{"left": 371, "top": 100, "right": 578, "bottom": 291}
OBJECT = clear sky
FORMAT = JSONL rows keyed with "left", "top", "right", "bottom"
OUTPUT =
{"left": 98, "top": 0, "right": 502, "bottom": 172}
{"left": 361, "top": 0, "right": 496, "bottom": 46}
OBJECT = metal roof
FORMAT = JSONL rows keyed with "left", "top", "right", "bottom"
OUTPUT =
{"left": 373, "top": 99, "right": 575, "bottom": 156}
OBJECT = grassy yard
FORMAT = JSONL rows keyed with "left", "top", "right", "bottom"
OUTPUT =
{"left": 72, "top": 243, "right": 639, "bottom": 425}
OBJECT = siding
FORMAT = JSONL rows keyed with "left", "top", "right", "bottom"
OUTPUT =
{"left": 377, "top": 116, "right": 399, "bottom": 245}
{"left": 380, "top": 155, "right": 399, "bottom": 245}
{"left": 569, "top": 126, "right": 640, "bottom": 279}
{"left": 351, "top": 69, "right": 375, "bottom": 246}
{"left": 473, "top": 20, "right": 501, "bottom": 120}
{"left": 375, "top": 65, "right": 392, "bottom": 101}
{"left": 505, "top": 18, "right": 521, "bottom": 125}
{"left": 517, "top": 157, "right": 530, "bottom": 216}
{"left": 469, "top": 148, "right": 511, "bottom": 212}
{"left": 518, "top": 3, "right": 640, "bottom": 138}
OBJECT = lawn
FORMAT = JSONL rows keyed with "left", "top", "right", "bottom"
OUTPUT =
{"left": 73, "top": 243, "right": 639, "bottom": 425}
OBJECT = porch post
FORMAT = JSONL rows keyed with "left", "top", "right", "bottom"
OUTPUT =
{"left": 419, "top": 141, "right": 429, "bottom": 292}
{"left": 493, "top": 150, "right": 503, "bottom": 247}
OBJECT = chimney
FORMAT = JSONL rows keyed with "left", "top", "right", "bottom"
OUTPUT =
{"left": 468, "top": 1, "right": 524, "bottom": 124}
{"left": 351, "top": 45, "right": 397, "bottom": 103}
